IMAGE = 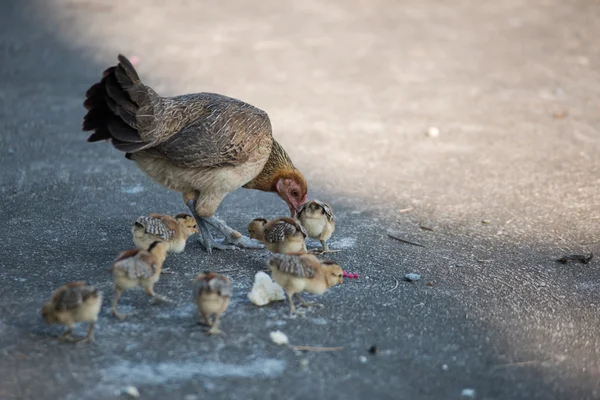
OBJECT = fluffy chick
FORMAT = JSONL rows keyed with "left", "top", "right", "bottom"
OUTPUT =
{"left": 132, "top": 213, "right": 198, "bottom": 253}
{"left": 40, "top": 282, "right": 103, "bottom": 344}
{"left": 248, "top": 217, "right": 307, "bottom": 254}
{"left": 193, "top": 272, "right": 232, "bottom": 335}
{"left": 268, "top": 253, "right": 343, "bottom": 315}
{"left": 110, "top": 241, "right": 169, "bottom": 320}
{"left": 295, "top": 200, "right": 336, "bottom": 253}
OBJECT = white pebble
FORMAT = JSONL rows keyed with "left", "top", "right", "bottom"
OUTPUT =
{"left": 123, "top": 386, "right": 140, "bottom": 398}
{"left": 426, "top": 126, "right": 440, "bottom": 138}
{"left": 461, "top": 388, "right": 476, "bottom": 398}
{"left": 270, "top": 330, "right": 289, "bottom": 345}
{"left": 442, "top": 364, "right": 448, "bottom": 371}
{"left": 404, "top": 273, "right": 421, "bottom": 282}
{"left": 359, "top": 356, "right": 368, "bottom": 363}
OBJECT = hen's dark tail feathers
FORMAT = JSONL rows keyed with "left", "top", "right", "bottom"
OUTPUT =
{"left": 82, "top": 54, "right": 152, "bottom": 153}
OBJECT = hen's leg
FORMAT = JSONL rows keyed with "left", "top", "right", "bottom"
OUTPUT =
{"left": 185, "top": 200, "right": 238, "bottom": 253}
{"left": 204, "top": 216, "right": 264, "bottom": 249}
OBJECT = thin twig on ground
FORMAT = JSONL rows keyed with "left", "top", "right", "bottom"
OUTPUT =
{"left": 290, "top": 345, "right": 344, "bottom": 352}
{"left": 387, "top": 234, "right": 426, "bottom": 248}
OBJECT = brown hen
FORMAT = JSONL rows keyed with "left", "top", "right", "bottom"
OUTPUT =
{"left": 82, "top": 55, "right": 307, "bottom": 253}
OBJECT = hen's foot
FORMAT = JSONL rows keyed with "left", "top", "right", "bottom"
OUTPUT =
{"left": 205, "top": 216, "right": 264, "bottom": 249}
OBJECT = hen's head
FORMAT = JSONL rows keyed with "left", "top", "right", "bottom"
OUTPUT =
{"left": 275, "top": 170, "right": 308, "bottom": 217}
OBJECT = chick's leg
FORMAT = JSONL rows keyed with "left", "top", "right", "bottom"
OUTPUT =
{"left": 75, "top": 322, "right": 95, "bottom": 345}
{"left": 311, "top": 240, "right": 340, "bottom": 254}
{"left": 185, "top": 199, "right": 238, "bottom": 253}
{"left": 207, "top": 314, "right": 224, "bottom": 335}
{"left": 58, "top": 326, "right": 76, "bottom": 342}
{"left": 111, "top": 289, "right": 128, "bottom": 320}
{"left": 146, "top": 286, "right": 170, "bottom": 304}
{"left": 295, "top": 293, "right": 323, "bottom": 308}
{"left": 286, "top": 292, "right": 304, "bottom": 316}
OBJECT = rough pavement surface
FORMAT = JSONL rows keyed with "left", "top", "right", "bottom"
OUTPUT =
{"left": 1, "top": 0, "right": 599, "bottom": 399}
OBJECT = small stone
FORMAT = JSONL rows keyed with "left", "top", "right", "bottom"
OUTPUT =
{"left": 427, "top": 281, "right": 434, "bottom": 286}
{"left": 442, "top": 364, "right": 448, "bottom": 371}
{"left": 123, "top": 386, "right": 140, "bottom": 398}
{"left": 455, "top": 264, "right": 465, "bottom": 268}
{"left": 461, "top": 388, "right": 476, "bottom": 398}
{"left": 359, "top": 356, "right": 368, "bottom": 363}
{"left": 299, "top": 359, "right": 309, "bottom": 368}
{"left": 426, "top": 126, "right": 440, "bottom": 138}
{"left": 481, "top": 219, "right": 490, "bottom": 224}
{"left": 7, "top": 147, "right": 15, "bottom": 154}
{"left": 404, "top": 273, "right": 421, "bottom": 282}
{"left": 368, "top": 345, "right": 378, "bottom": 354}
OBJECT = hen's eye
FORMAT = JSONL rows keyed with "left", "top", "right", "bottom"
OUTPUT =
{"left": 291, "top": 190, "right": 299, "bottom": 197}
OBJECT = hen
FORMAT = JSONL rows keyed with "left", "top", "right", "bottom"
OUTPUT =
{"left": 83, "top": 55, "right": 307, "bottom": 253}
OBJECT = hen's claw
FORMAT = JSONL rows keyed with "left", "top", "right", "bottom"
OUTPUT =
{"left": 225, "top": 234, "right": 264, "bottom": 249}
{"left": 186, "top": 200, "right": 258, "bottom": 252}
{"left": 205, "top": 216, "right": 264, "bottom": 249}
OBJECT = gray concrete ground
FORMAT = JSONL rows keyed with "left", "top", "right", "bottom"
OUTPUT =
{"left": 1, "top": 0, "right": 600, "bottom": 399}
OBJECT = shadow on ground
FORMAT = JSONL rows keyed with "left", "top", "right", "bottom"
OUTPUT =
{"left": 1, "top": 1, "right": 599, "bottom": 399}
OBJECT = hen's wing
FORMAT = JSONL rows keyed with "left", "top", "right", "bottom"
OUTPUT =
{"left": 53, "top": 283, "right": 98, "bottom": 311}
{"left": 269, "top": 254, "right": 316, "bottom": 278}
{"left": 135, "top": 216, "right": 174, "bottom": 240}
{"left": 84, "top": 55, "right": 272, "bottom": 167}
{"left": 148, "top": 93, "right": 273, "bottom": 168}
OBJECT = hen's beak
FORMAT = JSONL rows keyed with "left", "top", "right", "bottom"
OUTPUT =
{"left": 288, "top": 203, "right": 296, "bottom": 218}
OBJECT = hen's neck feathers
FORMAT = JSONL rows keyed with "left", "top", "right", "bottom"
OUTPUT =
{"left": 244, "top": 140, "right": 302, "bottom": 192}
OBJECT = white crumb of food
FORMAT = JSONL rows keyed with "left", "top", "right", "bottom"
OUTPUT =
{"left": 270, "top": 330, "right": 289, "bottom": 346}
{"left": 248, "top": 271, "right": 285, "bottom": 306}
{"left": 121, "top": 184, "right": 144, "bottom": 194}
{"left": 426, "top": 126, "right": 440, "bottom": 137}
{"left": 123, "top": 386, "right": 140, "bottom": 398}
{"left": 359, "top": 356, "right": 368, "bottom": 364}
{"left": 461, "top": 388, "right": 476, "bottom": 398}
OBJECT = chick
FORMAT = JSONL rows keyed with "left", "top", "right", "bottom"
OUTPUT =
{"left": 110, "top": 241, "right": 169, "bottom": 320}
{"left": 40, "top": 282, "right": 103, "bottom": 344}
{"left": 193, "top": 272, "right": 232, "bottom": 335}
{"left": 268, "top": 253, "right": 343, "bottom": 315}
{"left": 295, "top": 200, "right": 337, "bottom": 253}
{"left": 248, "top": 217, "right": 308, "bottom": 254}
{"left": 132, "top": 213, "right": 198, "bottom": 253}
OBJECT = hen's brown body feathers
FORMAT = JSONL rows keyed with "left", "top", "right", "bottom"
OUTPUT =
{"left": 248, "top": 217, "right": 307, "bottom": 254}
{"left": 40, "top": 282, "right": 103, "bottom": 343}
